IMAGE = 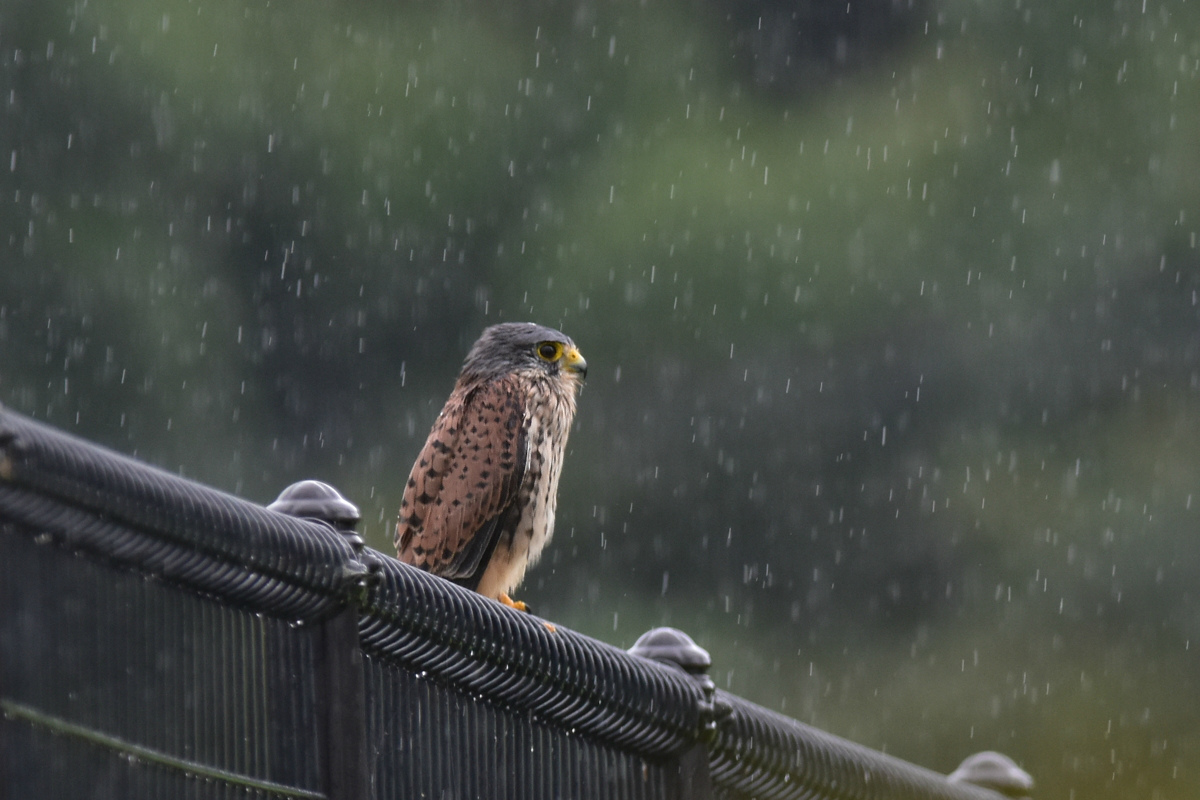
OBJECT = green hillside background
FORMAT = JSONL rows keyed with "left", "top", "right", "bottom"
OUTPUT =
{"left": 3, "top": 1, "right": 1198, "bottom": 796}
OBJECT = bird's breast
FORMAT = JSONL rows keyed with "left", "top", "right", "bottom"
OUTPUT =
{"left": 474, "top": 385, "right": 576, "bottom": 599}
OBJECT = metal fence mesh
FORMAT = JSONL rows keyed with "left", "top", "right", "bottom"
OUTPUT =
{"left": 363, "top": 652, "right": 676, "bottom": 800}
{"left": 0, "top": 407, "right": 1007, "bottom": 800}
{"left": 1, "top": 529, "right": 325, "bottom": 799}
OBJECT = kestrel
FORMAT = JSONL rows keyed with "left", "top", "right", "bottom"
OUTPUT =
{"left": 395, "top": 322, "right": 587, "bottom": 609}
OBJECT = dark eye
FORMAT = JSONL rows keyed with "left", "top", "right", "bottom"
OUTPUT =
{"left": 537, "top": 342, "right": 562, "bottom": 361}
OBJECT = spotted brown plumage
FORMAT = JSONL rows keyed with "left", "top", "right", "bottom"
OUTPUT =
{"left": 395, "top": 322, "right": 587, "bottom": 608}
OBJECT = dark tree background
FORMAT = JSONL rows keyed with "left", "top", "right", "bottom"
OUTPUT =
{"left": 3, "top": 1, "right": 1199, "bottom": 797}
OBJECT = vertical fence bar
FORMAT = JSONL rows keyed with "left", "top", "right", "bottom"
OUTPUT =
{"left": 676, "top": 743, "right": 714, "bottom": 800}
{"left": 317, "top": 606, "right": 369, "bottom": 800}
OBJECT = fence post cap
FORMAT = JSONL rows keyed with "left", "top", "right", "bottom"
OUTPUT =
{"left": 268, "top": 480, "right": 362, "bottom": 532}
{"left": 948, "top": 751, "right": 1034, "bottom": 797}
{"left": 628, "top": 627, "right": 711, "bottom": 674}
{"left": 629, "top": 627, "right": 731, "bottom": 737}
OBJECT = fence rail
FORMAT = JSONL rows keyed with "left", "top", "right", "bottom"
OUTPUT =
{"left": 0, "top": 406, "right": 1017, "bottom": 800}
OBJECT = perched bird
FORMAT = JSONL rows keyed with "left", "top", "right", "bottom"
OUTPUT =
{"left": 395, "top": 322, "right": 587, "bottom": 610}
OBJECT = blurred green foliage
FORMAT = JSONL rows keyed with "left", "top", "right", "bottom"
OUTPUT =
{"left": 3, "top": 0, "right": 1199, "bottom": 797}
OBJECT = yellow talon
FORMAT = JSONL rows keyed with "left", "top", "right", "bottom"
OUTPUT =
{"left": 498, "top": 593, "right": 529, "bottom": 612}
{"left": 542, "top": 622, "right": 557, "bottom": 633}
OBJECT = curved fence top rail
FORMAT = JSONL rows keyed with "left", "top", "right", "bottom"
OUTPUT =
{"left": 0, "top": 407, "right": 361, "bottom": 619}
{"left": 0, "top": 406, "right": 1011, "bottom": 800}
{"left": 360, "top": 554, "right": 707, "bottom": 760}
{"left": 710, "top": 693, "right": 1006, "bottom": 800}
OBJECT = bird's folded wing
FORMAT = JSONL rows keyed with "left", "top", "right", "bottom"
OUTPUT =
{"left": 395, "top": 376, "right": 528, "bottom": 579}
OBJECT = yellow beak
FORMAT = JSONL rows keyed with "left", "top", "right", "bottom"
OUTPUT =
{"left": 562, "top": 346, "right": 587, "bottom": 378}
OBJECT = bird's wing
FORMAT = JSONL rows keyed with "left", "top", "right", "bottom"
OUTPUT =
{"left": 395, "top": 376, "right": 528, "bottom": 581}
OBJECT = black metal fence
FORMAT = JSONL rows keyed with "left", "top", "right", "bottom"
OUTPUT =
{"left": 0, "top": 407, "right": 1017, "bottom": 800}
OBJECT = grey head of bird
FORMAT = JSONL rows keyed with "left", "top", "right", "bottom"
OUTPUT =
{"left": 460, "top": 322, "right": 588, "bottom": 382}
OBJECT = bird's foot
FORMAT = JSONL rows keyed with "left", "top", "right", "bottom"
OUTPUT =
{"left": 498, "top": 593, "right": 530, "bottom": 613}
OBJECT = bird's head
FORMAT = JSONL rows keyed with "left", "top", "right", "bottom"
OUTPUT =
{"left": 462, "top": 322, "right": 587, "bottom": 384}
